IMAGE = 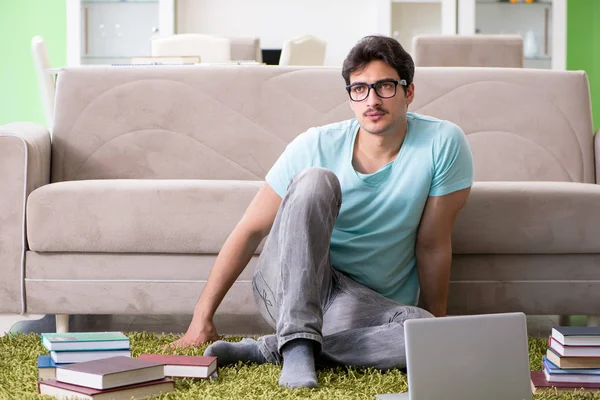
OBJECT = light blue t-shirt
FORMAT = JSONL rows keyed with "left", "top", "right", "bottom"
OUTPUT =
{"left": 265, "top": 112, "right": 474, "bottom": 306}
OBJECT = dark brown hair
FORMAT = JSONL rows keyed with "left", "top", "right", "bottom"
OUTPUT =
{"left": 342, "top": 35, "right": 415, "bottom": 92}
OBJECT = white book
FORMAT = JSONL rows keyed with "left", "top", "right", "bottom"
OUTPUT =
{"left": 51, "top": 349, "right": 131, "bottom": 364}
{"left": 544, "top": 366, "right": 600, "bottom": 384}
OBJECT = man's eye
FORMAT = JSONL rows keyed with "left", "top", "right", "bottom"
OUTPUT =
{"left": 352, "top": 86, "right": 366, "bottom": 93}
{"left": 380, "top": 83, "right": 394, "bottom": 90}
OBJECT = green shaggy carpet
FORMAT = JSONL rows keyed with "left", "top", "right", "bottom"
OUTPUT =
{"left": 0, "top": 333, "right": 599, "bottom": 399}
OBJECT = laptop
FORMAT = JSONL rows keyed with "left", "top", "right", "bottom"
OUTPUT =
{"left": 376, "top": 312, "right": 532, "bottom": 400}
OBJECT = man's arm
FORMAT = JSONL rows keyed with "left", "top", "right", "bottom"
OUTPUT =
{"left": 170, "top": 183, "right": 282, "bottom": 347}
{"left": 416, "top": 187, "right": 471, "bottom": 317}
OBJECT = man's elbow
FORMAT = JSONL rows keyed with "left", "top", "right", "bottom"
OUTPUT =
{"left": 416, "top": 236, "right": 452, "bottom": 253}
{"left": 234, "top": 218, "right": 271, "bottom": 247}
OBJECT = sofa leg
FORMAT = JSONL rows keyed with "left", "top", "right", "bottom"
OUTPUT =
{"left": 55, "top": 314, "right": 69, "bottom": 333}
{"left": 558, "top": 315, "right": 570, "bottom": 326}
{"left": 0, "top": 314, "right": 46, "bottom": 336}
{"left": 587, "top": 316, "right": 600, "bottom": 327}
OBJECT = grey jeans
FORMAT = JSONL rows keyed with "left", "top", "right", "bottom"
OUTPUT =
{"left": 252, "top": 167, "right": 433, "bottom": 370}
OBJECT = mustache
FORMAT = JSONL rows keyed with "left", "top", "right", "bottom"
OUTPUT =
{"left": 364, "top": 107, "right": 388, "bottom": 116}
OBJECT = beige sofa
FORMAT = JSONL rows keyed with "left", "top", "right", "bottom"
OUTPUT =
{"left": 1, "top": 65, "right": 599, "bottom": 333}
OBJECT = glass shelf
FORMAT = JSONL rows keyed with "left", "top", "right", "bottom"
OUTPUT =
{"left": 475, "top": 0, "right": 552, "bottom": 63}
{"left": 476, "top": 0, "right": 552, "bottom": 4}
{"left": 392, "top": 0, "right": 442, "bottom": 3}
{"left": 80, "top": 1, "right": 158, "bottom": 60}
{"left": 82, "top": 0, "right": 158, "bottom": 4}
{"left": 525, "top": 55, "right": 551, "bottom": 60}
{"left": 81, "top": 56, "right": 137, "bottom": 59}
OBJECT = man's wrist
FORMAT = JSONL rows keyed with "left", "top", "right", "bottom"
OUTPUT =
{"left": 192, "top": 308, "right": 214, "bottom": 325}
{"left": 424, "top": 302, "right": 447, "bottom": 317}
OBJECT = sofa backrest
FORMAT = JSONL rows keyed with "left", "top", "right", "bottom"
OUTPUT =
{"left": 51, "top": 66, "right": 594, "bottom": 183}
{"left": 51, "top": 66, "right": 352, "bottom": 182}
{"left": 411, "top": 68, "right": 594, "bottom": 183}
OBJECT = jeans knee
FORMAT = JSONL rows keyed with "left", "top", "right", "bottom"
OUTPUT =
{"left": 288, "top": 167, "right": 341, "bottom": 207}
{"left": 389, "top": 306, "right": 434, "bottom": 324}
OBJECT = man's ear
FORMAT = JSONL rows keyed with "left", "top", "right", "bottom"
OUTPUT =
{"left": 405, "top": 83, "right": 415, "bottom": 106}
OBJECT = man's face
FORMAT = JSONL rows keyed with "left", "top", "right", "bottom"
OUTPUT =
{"left": 348, "top": 60, "right": 414, "bottom": 136}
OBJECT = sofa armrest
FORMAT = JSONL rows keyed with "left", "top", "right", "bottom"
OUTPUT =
{"left": 0, "top": 122, "right": 51, "bottom": 313}
{"left": 596, "top": 128, "right": 600, "bottom": 184}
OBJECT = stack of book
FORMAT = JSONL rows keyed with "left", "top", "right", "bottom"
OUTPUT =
{"left": 35, "top": 332, "right": 219, "bottom": 397}
{"left": 128, "top": 55, "right": 201, "bottom": 65}
{"left": 41, "top": 332, "right": 132, "bottom": 364}
{"left": 37, "top": 356, "right": 174, "bottom": 399}
{"left": 531, "top": 326, "right": 600, "bottom": 394}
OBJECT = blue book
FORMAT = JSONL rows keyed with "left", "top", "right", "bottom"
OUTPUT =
{"left": 38, "top": 354, "right": 55, "bottom": 369}
{"left": 543, "top": 356, "right": 600, "bottom": 375}
{"left": 552, "top": 326, "right": 600, "bottom": 346}
{"left": 38, "top": 355, "right": 71, "bottom": 368}
{"left": 41, "top": 332, "right": 129, "bottom": 351}
{"left": 38, "top": 355, "right": 71, "bottom": 381}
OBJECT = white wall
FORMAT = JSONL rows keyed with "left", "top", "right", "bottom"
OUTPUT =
{"left": 391, "top": 3, "right": 442, "bottom": 54}
{"left": 176, "top": 0, "right": 391, "bottom": 66}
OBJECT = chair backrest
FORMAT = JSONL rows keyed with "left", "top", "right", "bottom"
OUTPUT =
{"left": 412, "top": 35, "right": 524, "bottom": 68}
{"left": 151, "top": 34, "right": 232, "bottom": 63}
{"left": 279, "top": 34, "right": 327, "bottom": 66}
{"left": 31, "top": 36, "right": 56, "bottom": 130}
{"left": 228, "top": 37, "right": 262, "bottom": 62}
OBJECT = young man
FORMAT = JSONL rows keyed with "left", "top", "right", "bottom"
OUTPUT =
{"left": 169, "top": 35, "right": 473, "bottom": 389}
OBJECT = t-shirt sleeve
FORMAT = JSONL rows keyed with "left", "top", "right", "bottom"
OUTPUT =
{"left": 265, "top": 128, "right": 318, "bottom": 198}
{"left": 429, "top": 122, "right": 474, "bottom": 197}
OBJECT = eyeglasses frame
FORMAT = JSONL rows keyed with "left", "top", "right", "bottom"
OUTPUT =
{"left": 345, "top": 79, "right": 408, "bottom": 102}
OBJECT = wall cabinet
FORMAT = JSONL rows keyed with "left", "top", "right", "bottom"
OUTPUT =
{"left": 457, "top": 0, "right": 567, "bottom": 69}
{"left": 64, "top": 0, "right": 566, "bottom": 70}
{"left": 66, "top": 0, "right": 174, "bottom": 66}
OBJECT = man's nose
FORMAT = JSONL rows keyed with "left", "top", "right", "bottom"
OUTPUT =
{"left": 366, "top": 87, "right": 383, "bottom": 106}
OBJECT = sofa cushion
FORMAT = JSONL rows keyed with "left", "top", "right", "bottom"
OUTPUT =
{"left": 26, "top": 179, "right": 262, "bottom": 253}
{"left": 27, "top": 180, "right": 600, "bottom": 255}
{"left": 453, "top": 181, "right": 600, "bottom": 254}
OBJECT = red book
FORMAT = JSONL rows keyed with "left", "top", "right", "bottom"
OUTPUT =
{"left": 37, "top": 378, "right": 174, "bottom": 399}
{"left": 531, "top": 371, "right": 600, "bottom": 394}
{"left": 138, "top": 354, "right": 218, "bottom": 378}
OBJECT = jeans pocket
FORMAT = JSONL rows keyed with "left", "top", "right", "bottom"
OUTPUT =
{"left": 252, "top": 271, "right": 277, "bottom": 327}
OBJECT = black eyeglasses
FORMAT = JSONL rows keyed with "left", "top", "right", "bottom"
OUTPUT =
{"left": 345, "top": 79, "right": 407, "bottom": 102}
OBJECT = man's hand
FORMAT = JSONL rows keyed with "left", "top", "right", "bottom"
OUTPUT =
{"left": 166, "top": 319, "right": 219, "bottom": 349}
